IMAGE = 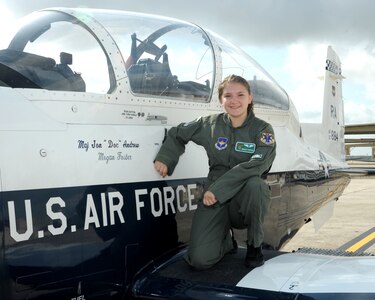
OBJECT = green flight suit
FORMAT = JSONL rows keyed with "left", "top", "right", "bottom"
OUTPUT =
{"left": 154, "top": 111, "right": 276, "bottom": 269}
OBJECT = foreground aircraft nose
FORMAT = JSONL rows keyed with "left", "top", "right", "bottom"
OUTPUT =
{"left": 131, "top": 246, "right": 375, "bottom": 299}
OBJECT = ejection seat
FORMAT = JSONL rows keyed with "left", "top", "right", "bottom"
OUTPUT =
{"left": 127, "top": 52, "right": 177, "bottom": 95}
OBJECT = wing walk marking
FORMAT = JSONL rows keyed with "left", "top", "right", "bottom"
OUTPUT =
{"left": 337, "top": 227, "right": 375, "bottom": 253}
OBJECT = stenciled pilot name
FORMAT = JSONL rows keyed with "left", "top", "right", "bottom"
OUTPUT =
{"left": 78, "top": 139, "right": 139, "bottom": 151}
{"left": 78, "top": 139, "right": 140, "bottom": 163}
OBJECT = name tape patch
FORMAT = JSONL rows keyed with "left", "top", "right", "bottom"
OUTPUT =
{"left": 235, "top": 142, "right": 256, "bottom": 153}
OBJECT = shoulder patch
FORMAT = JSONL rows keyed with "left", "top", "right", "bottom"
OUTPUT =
{"left": 260, "top": 132, "right": 275, "bottom": 145}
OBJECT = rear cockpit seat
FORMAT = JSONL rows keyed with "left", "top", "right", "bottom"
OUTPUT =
{"left": 128, "top": 53, "right": 174, "bottom": 95}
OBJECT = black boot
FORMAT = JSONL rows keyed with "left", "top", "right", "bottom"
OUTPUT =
{"left": 228, "top": 228, "right": 238, "bottom": 254}
{"left": 245, "top": 244, "right": 264, "bottom": 268}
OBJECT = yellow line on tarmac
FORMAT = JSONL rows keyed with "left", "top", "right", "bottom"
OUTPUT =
{"left": 346, "top": 232, "right": 375, "bottom": 252}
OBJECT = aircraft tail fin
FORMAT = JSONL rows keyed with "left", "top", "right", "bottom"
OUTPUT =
{"left": 301, "top": 46, "right": 346, "bottom": 163}
{"left": 321, "top": 46, "right": 346, "bottom": 161}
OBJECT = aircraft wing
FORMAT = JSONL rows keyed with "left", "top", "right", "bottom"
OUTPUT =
{"left": 131, "top": 247, "right": 375, "bottom": 299}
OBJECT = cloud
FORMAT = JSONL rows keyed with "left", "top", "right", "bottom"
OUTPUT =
{"left": 4, "top": 0, "right": 375, "bottom": 47}
{"left": 344, "top": 101, "right": 375, "bottom": 124}
{"left": 0, "top": 3, "right": 16, "bottom": 48}
{"left": 282, "top": 44, "right": 326, "bottom": 122}
{"left": 343, "top": 46, "right": 375, "bottom": 101}
{"left": 278, "top": 43, "right": 375, "bottom": 125}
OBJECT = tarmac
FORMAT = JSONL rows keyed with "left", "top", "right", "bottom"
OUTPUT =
{"left": 282, "top": 176, "right": 375, "bottom": 255}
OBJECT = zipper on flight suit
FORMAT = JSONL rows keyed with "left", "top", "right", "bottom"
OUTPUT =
{"left": 229, "top": 127, "right": 236, "bottom": 169}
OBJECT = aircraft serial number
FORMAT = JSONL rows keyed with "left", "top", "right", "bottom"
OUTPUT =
{"left": 7, "top": 184, "right": 198, "bottom": 242}
{"left": 328, "top": 129, "right": 339, "bottom": 141}
{"left": 326, "top": 59, "right": 341, "bottom": 75}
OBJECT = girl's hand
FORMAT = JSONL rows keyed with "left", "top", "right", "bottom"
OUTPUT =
{"left": 203, "top": 191, "right": 217, "bottom": 206}
{"left": 154, "top": 160, "right": 168, "bottom": 177}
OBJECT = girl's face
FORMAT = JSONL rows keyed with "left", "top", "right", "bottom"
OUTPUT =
{"left": 220, "top": 82, "right": 252, "bottom": 120}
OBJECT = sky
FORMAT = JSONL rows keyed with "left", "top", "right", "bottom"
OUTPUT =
{"left": 1, "top": 0, "right": 374, "bottom": 155}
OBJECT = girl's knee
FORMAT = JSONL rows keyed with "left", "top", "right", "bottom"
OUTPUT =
{"left": 245, "top": 176, "right": 264, "bottom": 190}
{"left": 186, "top": 248, "right": 219, "bottom": 270}
{"left": 246, "top": 177, "right": 270, "bottom": 195}
{"left": 243, "top": 177, "right": 271, "bottom": 209}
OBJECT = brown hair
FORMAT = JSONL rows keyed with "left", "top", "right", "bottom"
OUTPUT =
{"left": 218, "top": 74, "right": 253, "bottom": 113}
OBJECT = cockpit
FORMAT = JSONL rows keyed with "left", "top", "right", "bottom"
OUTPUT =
{"left": 0, "top": 8, "right": 289, "bottom": 110}
{"left": 124, "top": 24, "right": 212, "bottom": 99}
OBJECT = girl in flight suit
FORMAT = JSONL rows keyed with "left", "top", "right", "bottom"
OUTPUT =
{"left": 154, "top": 74, "right": 276, "bottom": 269}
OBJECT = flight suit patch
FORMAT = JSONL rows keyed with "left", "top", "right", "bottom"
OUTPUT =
{"left": 215, "top": 137, "right": 228, "bottom": 150}
{"left": 235, "top": 142, "right": 256, "bottom": 153}
{"left": 260, "top": 132, "right": 275, "bottom": 145}
{"left": 251, "top": 154, "right": 263, "bottom": 160}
